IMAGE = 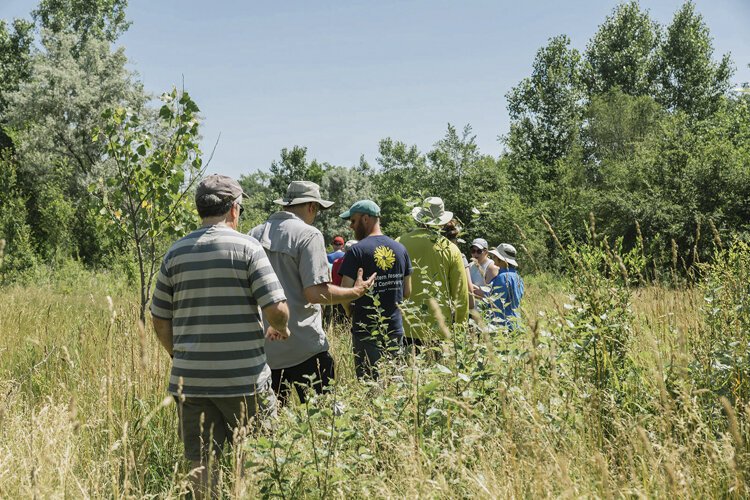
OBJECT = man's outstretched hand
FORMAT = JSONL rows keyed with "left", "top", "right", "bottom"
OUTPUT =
{"left": 353, "top": 267, "right": 377, "bottom": 298}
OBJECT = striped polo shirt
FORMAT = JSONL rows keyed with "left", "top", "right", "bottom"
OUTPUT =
{"left": 150, "top": 224, "right": 286, "bottom": 397}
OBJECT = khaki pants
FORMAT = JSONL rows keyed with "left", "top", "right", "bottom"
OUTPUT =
{"left": 175, "top": 386, "right": 276, "bottom": 462}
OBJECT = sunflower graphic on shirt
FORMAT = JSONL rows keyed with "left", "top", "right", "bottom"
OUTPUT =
{"left": 373, "top": 245, "right": 396, "bottom": 271}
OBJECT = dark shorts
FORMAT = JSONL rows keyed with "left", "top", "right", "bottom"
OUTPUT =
{"left": 351, "top": 332, "right": 403, "bottom": 379}
{"left": 271, "top": 350, "right": 335, "bottom": 405}
{"left": 175, "top": 383, "right": 276, "bottom": 462}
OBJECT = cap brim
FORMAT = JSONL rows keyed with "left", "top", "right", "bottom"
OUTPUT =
{"left": 339, "top": 209, "right": 352, "bottom": 219}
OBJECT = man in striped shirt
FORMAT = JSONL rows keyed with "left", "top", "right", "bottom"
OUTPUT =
{"left": 151, "top": 174, "right": 289, "bottom": 498}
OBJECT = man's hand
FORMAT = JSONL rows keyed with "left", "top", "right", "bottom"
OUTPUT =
{"left": 471, "top": 284, "right": 485, "bottom": 298}
{"left": 353, "top": 268, "right": 377, "bottom": 297}
{"left": 265, "top": 325, "right": 291, "bottom": 341}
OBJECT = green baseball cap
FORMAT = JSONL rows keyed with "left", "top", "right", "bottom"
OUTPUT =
{"left": 339, "top": 199, "right": 381, "bottom": 219}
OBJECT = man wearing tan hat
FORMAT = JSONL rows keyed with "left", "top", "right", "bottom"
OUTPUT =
{"left": 397, "top": 197, "right": 469, "bottom": 347}
{"left": 151, "top": 174, "right": 290, "bottom": 497}
{"left": 251, "top": 181, "right": 375, "bottom": 403}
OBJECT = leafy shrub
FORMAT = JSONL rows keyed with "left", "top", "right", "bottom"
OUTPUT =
{"left": 692, "top": 240, "right": 750, "bottom": 407}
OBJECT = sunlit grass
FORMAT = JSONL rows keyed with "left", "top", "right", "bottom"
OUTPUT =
{"left": 0, "top": 261, "right": 747, "bottom": 497}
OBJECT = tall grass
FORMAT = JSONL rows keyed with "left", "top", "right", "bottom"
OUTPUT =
{"left": 0, "top": 241, "right": 748, "bottom": 497}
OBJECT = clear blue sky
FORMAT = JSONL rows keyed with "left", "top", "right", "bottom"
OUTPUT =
{"left": 2, "top": 0, "right": 749, "bottom": 180}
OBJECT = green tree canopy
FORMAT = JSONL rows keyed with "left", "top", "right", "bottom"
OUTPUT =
{"left": 33, "top": 0, "right": 130, "bottom": 45}
{"left": 268, "top": 146, "right": 326, "bottom": 199}
{"left": 655, "top": 1, "right": 733, "bottom": 118}
{"left": 583, "top": 1, "right": 660, "bottom": 97}
{"left": 0, "top": 19, "right": 34, "bottom": 149}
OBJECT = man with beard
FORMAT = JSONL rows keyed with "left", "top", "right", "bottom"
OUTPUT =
{"left": 337, "top": 200, "right": 412, "bottom": 379}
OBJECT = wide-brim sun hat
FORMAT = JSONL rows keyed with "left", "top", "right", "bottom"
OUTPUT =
{"left": 273, "top": 180, "right": 334, "bottom": 208}
{"left": 411, "top": 196, "right": 453, "bottom": 226}
{"left": 488, "top": 243, "right": 518, "bottom": 267}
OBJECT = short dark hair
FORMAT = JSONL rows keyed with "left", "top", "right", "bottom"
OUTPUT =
{"left": 197, "top": 197, "right": 234, "bottom": 218}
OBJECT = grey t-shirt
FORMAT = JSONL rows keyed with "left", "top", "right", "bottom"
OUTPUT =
{"left": 251, "top": 212, "right": 331, "bottom": 369}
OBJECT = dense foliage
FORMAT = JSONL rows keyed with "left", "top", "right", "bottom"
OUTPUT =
{"left": 1, "top": 1, "right": 747, "bottom": 285}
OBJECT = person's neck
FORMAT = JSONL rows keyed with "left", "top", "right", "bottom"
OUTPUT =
{"left": 284, "top": 206, "right": 313, "bottom": 225}
{"left": 478, "top": 255, "right": 489, "bottom": 265}
{"left": 367, "top": 225, "right": 383, "bottom": 237}
{"left": 201, "top": 218, "right": 231, "bottom": 229}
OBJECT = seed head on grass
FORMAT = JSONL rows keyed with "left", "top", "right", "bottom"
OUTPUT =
{"left": 708, "top": 219, "right": 723, "bottom": 251}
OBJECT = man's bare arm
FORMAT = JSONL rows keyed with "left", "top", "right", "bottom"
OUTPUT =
{"left": 262, "top": 300, "right": 290, "bottom": 340}
{"left": 151, "top": 315, "right": 173, "bottom": 356}
{"left": 303, "top": 268, "right": 375, "bottom": 305}
{"left": 340, "top": 275, "right": 356, "bottom": 316}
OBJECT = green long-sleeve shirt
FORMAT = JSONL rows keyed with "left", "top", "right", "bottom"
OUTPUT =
{"left": 396, "top": 229, "right": 469, "bottom": 340}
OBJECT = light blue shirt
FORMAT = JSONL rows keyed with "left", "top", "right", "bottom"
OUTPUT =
{"left": 486, "top": 268, "right": 524, "bottom": 328}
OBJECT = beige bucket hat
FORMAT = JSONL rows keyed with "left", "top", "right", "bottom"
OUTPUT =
{"left": 273, "top": 181, "right": 334, "bottom": 208}
{"left": 411, "top": 197, "right": 453, "bottom": 226}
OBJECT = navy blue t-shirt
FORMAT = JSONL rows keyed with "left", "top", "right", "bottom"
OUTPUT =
{"left": 338, "top": 235, "right": 412, "bottom": 336}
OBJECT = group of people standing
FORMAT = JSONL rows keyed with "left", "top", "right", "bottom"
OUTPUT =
{"left": 148, "top": 174, "right": 524, "bottom": 496}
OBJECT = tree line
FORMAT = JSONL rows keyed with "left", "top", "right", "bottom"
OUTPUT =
{"left": 1, "top": 0, "right": 748, "bottom": 286}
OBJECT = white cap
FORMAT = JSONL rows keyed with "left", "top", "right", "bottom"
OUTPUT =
{"left": 470, "top": 238, "right": 488, "bottom": 250}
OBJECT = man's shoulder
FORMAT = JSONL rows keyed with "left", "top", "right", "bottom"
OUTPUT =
{"left": 254, "top": 213, "right": 322, "bottom": 246}
{"left": 249, "top": 223, "right": 264, "bottom": 239}
{"left": 165, "top": 227, "right": 261, "bottom": 262}
{"left": 273, "top": 212, "right": 321, "bottom": 238}
{"left": 214, "top": 226, "right": 262, "bottom": 247}
{"left": 375, "top": 235, "right": 408, "bottom": 256}
{"left": 361, "top": 234, "right": 398, "bottom": 248}
{"left": 447, "top": 241, "right": 465, "bottom": 265}
{"left": 396, "top": 229, "right": 425, "bottom": 245}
